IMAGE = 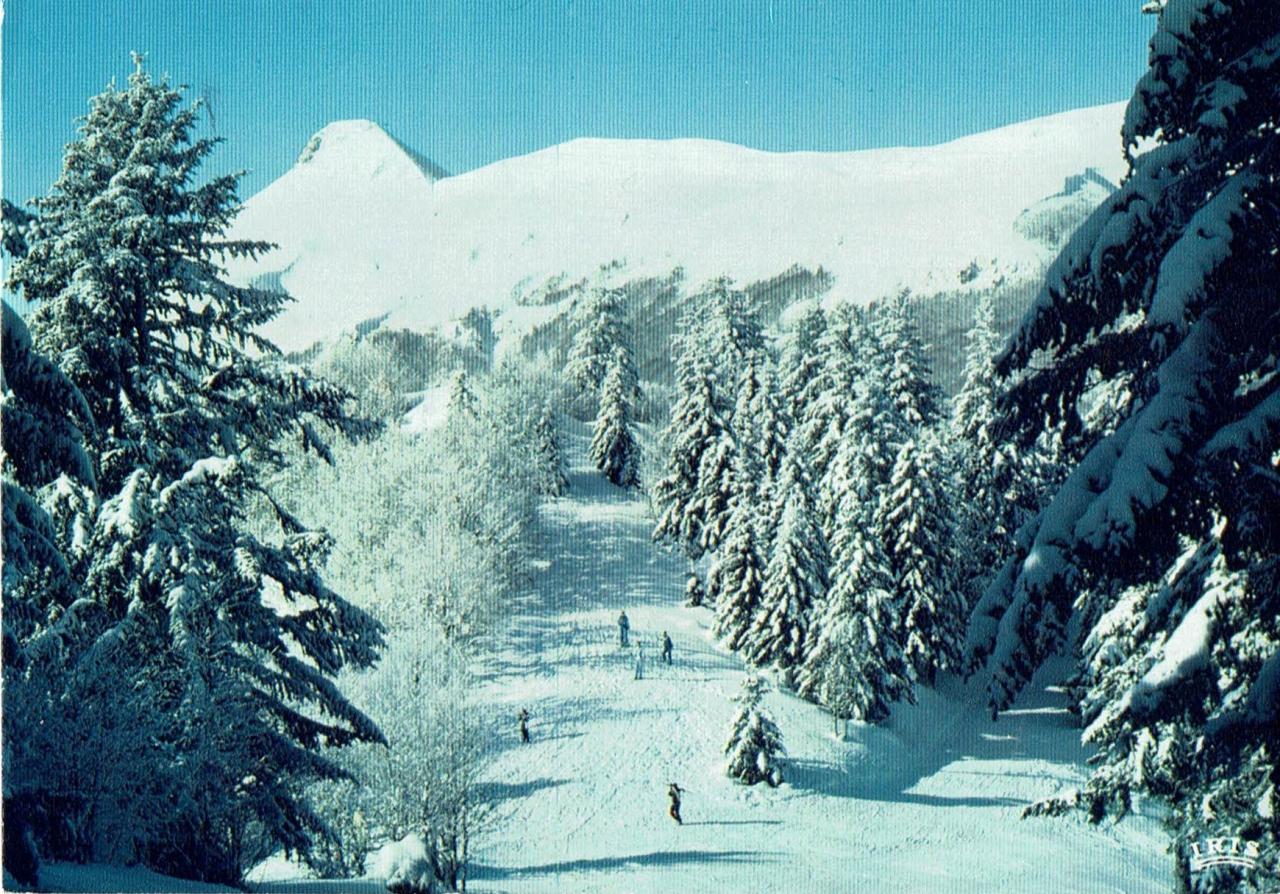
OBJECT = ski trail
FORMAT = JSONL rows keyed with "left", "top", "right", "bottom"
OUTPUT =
{"left": 471, "top": 422, "right": 1172, "bottom": 893}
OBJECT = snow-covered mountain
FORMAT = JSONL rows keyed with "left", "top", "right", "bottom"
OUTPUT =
{"left": 226, "top": 105, "right": 1129, "bottom": 354}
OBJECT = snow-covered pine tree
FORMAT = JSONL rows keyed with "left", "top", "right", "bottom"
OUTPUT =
{"left": 709, "top": 438, "right": 769, "bottom": 649}
{"left": 744, "top": 449, "right": 827, "bottom": 673}
{"left": 2, "top": 199, "right": 35, "bottom": 260}
{"left": 949, "top": 294, "right": 1042, "bottom": 609}
{"left": 822, "top": 361, "right": 898, "bottom": 538}
{"left": 967, "top": 0, "right": 1279, "bottom": 710}
{"left": 651, "top": 281, "right": 761, "bottom": 557}
{"left": 1, "top": 304, "right": 96, "bottom": 608}
{"left": 447, "top": 368, "right": 479, "bottom": 421}
{"left": 798, "top": 491, "right": 914, "bottom": 724}
{"left": 877, "top": 293, "right": 941, "bottom": 434}
{"left": 963, "top": 2, "right": 1279, "bottom": 882}
{"left": 732, "top": 353, "right": 789, "bottom": 510}
{"left": 685, "top": 573, "right": 706, "bottom": 607}
{"left": 780, "top": 302, "right": 827, "bottom": 426}
{"left": 532, "top": 403, "right": 569, "bottom": 496}
{"left": 724, "top": 675, "right": 786, "bottom": 787}
{"left": 876, "top": 434, "right": 963, "bottom": 684}
{"left": 590, "top": 346, "right": 640, "bottom": 488}
{"left": 651, "top": 307, "right": 727, "bottom": 557}
{"left": 4, "top": 60, "right": 384, "bottom": 884}
{"left": 564, "top": 286, "right": 628, "bottom": 416}
{"left": 700, "top": 277, "right": 766, "bottom": 386}
{"left": 1, "top": 303, "right": 98, "bottom": 890}
{"left": 793, "top": 306, "right": 866, "bottom": 535}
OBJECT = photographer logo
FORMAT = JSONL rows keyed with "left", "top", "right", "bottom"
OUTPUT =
{"left": 1189, "top": 837, "right": 1261, "bottom": 873}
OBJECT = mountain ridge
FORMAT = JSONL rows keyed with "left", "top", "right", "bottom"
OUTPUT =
{"left": 226, "top": 102, "right": 1128, "bottom": 354}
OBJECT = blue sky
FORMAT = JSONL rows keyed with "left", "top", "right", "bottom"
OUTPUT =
{"left": 3, "top": 1, "right": 1154, "bottom": 205}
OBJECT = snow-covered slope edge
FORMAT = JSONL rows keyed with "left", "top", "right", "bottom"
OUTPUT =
{"left": 226, "top": 103, "right": 1128, "bottom": 354}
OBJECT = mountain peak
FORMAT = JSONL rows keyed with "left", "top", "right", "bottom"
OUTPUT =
{"left": 295, "top": 119, "right": 449, "bottom": 181}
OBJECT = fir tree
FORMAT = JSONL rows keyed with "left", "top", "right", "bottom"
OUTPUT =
{"left": 4, "top": 60, "right": 384, "bottom": 883}
{"left": 709, "top": 457, "right": 769, "bottom": 650}
{"left": 967, "top": 0, "right": 1280, "bottom": 711}
{"left": 565, "top": 287, "right": 629, "bottom": 415}
{"left": 590, "top": 346, "right": 640, "bottom": 488}
{"left": 798, "top": 496, "right": 914, "bottom": 724}
{"left": 1, "top": 304, "right": 97, "bottom": 889}
{"left": 780, "top": 302, "right": 827, "bottom": 425}
{"left": 684, "top": 573, "right": 706, "bottom": 607}
{"left": 794, "top": 306, "right": 866, "bottom": 535}
{"left": 651, "top": 281, "right": 761, "bottom": 557}
{"left": 723, "top": 675, "right": 785, "bottom": 787}
{"left": 733, "top": 353, "right": 789, "bottom": 500}
{"left": 532, "top": 403, "right": 569, "bottom": 496}
{"left": 876, "top": 435, "right": 963, "bottom": 684}
{"left": 878, "top": 293, "right": 941, "bottom": 434}
{"left": 651, "top": 314, "right": 727, "bottom": 558}
{"left": 744, "top": 451, "right": 827, "bottom": 673}
{"left": 949, "top": 294, "right": 1040, "bottom": 609}
{"left": 964, "top": 3, "right": 1279, "bottom": 882}
{"left": 2, "top": 199, "right": 35, "bottom": 260}
{"left": 447, "top": 368, "right": 479, "bottom": 421}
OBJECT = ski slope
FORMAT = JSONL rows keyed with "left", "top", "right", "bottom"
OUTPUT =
{"left": 39, "top": 422, "right": 1174, "bottom": 894}
{"left": 468, "top": 422, "right": 1172, "bottom": 893}
{"left": 224, "top": 105, "right": 1129, "bottom": 354}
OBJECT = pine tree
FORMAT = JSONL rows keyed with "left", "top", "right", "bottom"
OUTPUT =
{"left": 780, "top": 302, "right": 827, "bottom": 425}
{"left": 2, "top": 199, "right": 35, "bottom": 260}
{"left": 1, "top": 304, "right": 96, "bottom": 603}
{"left": 733, "top": 353, "right": 789, "bottom": 498}
{"left": 565, "top": 287, "right": 628, "bottom": 415}
{"left": 685, "top": 573, "right": 706, "bottom": 607}
{"left": 532, "top": 403, "right": 569, "bottom": 496}
{"left": 651, "top": 312, "right": 728, "bottom": 558}
{"left": 878, "top": 293, "right": 941, "bottom": 434}
{"left": 723, "top": 675, "right": 785, "bottom": 787}
{"left": 967, "top": 0, "right": 1279, "bottom": 711}
{"left": 709, "top": 457, "right": 769, "bottom": 650}
{"left": 964, "top": 4, "right": 1279, "bottom": 882}
{"left": 876, "top": 435, "right": 963, "bottom": 684}
{"left": 798, "top": 495, "right": 914, "bottom": 724}
{"left": 949, "top": 294, "right": 1041, "bottom": 609}
{"left": 651, "top": 281, "right": 761, "bottom": 557}
{"left": 1, "top": 304, "right": 98, "bottom": 889}
{"left": 744, "top": 451, "right": 827, "bottom": 673}
{"left": 4, "top": 60, "right": 384, "bottom": 883}
{"left": 794, "top": 306, "right": 866, "bottom": 535}
{"left": 590, "top": 346, "right": 640, "bottom": 488}
{"left": 447, "top": 368, "right": 479, "bottom": 420}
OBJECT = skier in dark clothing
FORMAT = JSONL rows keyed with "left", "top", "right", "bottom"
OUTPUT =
{"left": 618, "top": 610, "right": 630, "bottom": 647}
{"left": 661, "top": 631, "right": 673, "bottom": 664}
{"left": 518, "top": 708, "right": 530, "bottom": 744}
{"left": 668, "top": 782, "right": 685, "bottom": 824}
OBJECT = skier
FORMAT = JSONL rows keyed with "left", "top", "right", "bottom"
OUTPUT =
{"left": 667, "top": 782, "right": 685, "bottom": 824}
{"left": 518, "top": 707, "right": 530, "bottom": 744}
{"left": 618, "top": 609, "right": 630, "bottom": 647}
{"left": 635, "top": 643, "right": 645, "bottom": 680}
{"left": 661, "top": 631, "right": 673, "bottom": 665}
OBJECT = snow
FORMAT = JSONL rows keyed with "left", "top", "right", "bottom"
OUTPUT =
{"left": 38, "top": 862, "right": 238, "bottom": 892}
{"left": 226, "top": 104, "right": 1129, "bottom": 353}
{"left": 369, "top": 835, "right": 437, "bottom": 893}
{"left": 462, "top": 421, "right": 1170, "bottom": 892}
{"left": 41, "top": 421, "right": 1173, "bottom": 893}
{"left": 401, "top": 383, "right": 451, "bottom": 434}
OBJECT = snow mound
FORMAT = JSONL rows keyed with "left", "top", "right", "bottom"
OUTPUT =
{"left": 370, "top": 834, "right": 438, "bottom": 894}
{"left": 227, "top": 104, "right": 1128, "bottom": 353}
{"left": 401, "top": 384, "right": 451, "bottom": 434}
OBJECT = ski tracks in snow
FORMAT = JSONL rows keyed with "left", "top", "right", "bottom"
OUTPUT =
{"left": 470, "top": 424, "right": 1172, "bottom": 893}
